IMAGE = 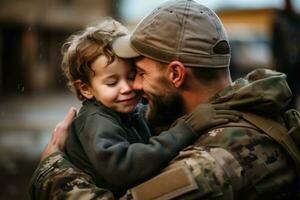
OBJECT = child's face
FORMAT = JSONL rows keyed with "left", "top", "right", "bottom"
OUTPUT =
{"left": 85, "top": 56, "right": 140, "bottom": 113}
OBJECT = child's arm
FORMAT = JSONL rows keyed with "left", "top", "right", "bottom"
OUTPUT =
{"left": 80, "top": 103, "right": 239, "bottom": 190}
{"left": 80, "top": 113, "right": 197, "bottom": 189}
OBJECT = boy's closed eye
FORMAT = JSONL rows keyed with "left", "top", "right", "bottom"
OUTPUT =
{"left": 104, "top": 77, "right": 118, "bottom": 86}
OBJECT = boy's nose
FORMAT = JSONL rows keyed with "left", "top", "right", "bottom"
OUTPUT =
{"left": 120, "top": 82, "right": 132, "bottom": 94}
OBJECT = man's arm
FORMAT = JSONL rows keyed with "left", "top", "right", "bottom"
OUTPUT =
{"left": 124, "top": 125, "right": 298, "bottom": 200}
{"left": 40, "top": 107, "right": 76, "bottom": 160}
{"left": 29, "top": 107, "right": 114, "bottom": 200}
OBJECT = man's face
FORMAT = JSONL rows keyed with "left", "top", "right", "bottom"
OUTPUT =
{"left": 133, "top": 57, "right": 184, "bottom": 128}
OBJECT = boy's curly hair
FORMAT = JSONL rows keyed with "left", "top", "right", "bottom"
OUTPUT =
{"left": 61, "top": 18, "right": 129, "bottom": 100}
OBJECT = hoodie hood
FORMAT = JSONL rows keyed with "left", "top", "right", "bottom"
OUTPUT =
{"left": 211, "top": 69, "right": 292, "bottom": 116}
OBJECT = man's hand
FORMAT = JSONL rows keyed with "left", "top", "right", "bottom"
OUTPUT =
{"left": 40, "top": 107, "right": 77, "bottom": 161}
{"left": 183, "top": 103, "right": 241, "bottom": 133}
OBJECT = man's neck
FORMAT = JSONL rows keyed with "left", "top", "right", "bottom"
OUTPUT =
{"left": 182, "top": 79, "right": 231, "bottom": 114}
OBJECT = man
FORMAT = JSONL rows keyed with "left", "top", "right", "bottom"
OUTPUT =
{"left": 30, "top": 0, "right": 298, "bottom": 199}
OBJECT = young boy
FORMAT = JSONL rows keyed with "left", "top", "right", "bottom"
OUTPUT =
{"left": 62, "top": 18, "right": 237, "bottom": 197}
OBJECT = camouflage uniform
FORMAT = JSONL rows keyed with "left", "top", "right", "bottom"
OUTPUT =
{"left": 30, "top": 69, "right": 298, "bottom": 199}
{"left": 124, "top": 69, "right": 298, "bottom": 200}
{"left": 30, "top": 152, "right": 114, "bottom": 200}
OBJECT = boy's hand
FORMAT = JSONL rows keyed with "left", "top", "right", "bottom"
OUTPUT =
{"left": 184, "top": 103, "right": 241, "bottom": 134}
{"left": 40, "top": 107, "right": 77, "bottom": 161}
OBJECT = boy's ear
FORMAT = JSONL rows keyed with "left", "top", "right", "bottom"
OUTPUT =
{"left": 74, "top": 80, "right": 94, "bottom": 99}
{"left": 166, "top": 61, "right": 186, "bottom": 88}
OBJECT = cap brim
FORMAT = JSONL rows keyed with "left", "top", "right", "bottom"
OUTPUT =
{"left": 112, "top": 34, "right": 140, "bottom": 58}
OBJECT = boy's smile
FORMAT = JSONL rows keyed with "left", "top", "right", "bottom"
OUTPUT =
{"left": 81, "top": 56, "right": 140, "bottom": 113}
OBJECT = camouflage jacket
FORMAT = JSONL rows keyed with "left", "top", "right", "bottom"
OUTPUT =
{"left": 29, "top": 69, "right": 298, "bottom": 200}
{"left": 30, "top": 152, "right": 114, "bottom": 200}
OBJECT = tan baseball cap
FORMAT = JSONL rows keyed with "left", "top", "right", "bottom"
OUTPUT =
{"left": 112, "top": 0, "right": 231, "bottom": 68}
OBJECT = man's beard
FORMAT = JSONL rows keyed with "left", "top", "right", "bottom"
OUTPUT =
{"left": 145, "top": 91, "right": 185, "bottom": 134}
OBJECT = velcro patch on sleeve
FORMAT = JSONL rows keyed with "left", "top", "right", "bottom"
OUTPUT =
{"left": 131, "top": 165, "right": 198, "bottom": 200}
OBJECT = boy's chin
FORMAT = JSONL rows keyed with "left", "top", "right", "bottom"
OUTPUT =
{"left": 117, "top": 106, "right": 136, "bottom": 114}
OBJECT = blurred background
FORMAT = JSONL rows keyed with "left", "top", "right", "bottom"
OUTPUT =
{"left": 0, "top": 0, "right": 299, "bottom": 199}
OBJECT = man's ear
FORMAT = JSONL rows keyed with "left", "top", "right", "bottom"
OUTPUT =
{"left": 166, "top": 61, "right": 186, "bottom": 88}
{"left": 74, "top": 80, "right": 94, "bottom": 99}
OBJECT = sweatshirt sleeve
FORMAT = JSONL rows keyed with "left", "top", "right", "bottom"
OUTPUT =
{"left": 79, "top": 114, "right": 198, "bottom": 189}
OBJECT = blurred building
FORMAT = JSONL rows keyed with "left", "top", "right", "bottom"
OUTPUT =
{"left": 217, "top": 8, "right": 277, "bottom": 79}
{"left": 0, "top": 0, "right": 119, "bottom": 95}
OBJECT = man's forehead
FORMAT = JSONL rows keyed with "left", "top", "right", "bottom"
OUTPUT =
{"left": 133, "top": 57, "right": 159, "bottom": 72}
{"left": 132, "top": 57, "right": 143, "bottom": 69}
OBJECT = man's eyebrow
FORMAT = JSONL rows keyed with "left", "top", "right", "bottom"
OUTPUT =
{"left": 135, "top": 66, "right": 145, "bottom": 72}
